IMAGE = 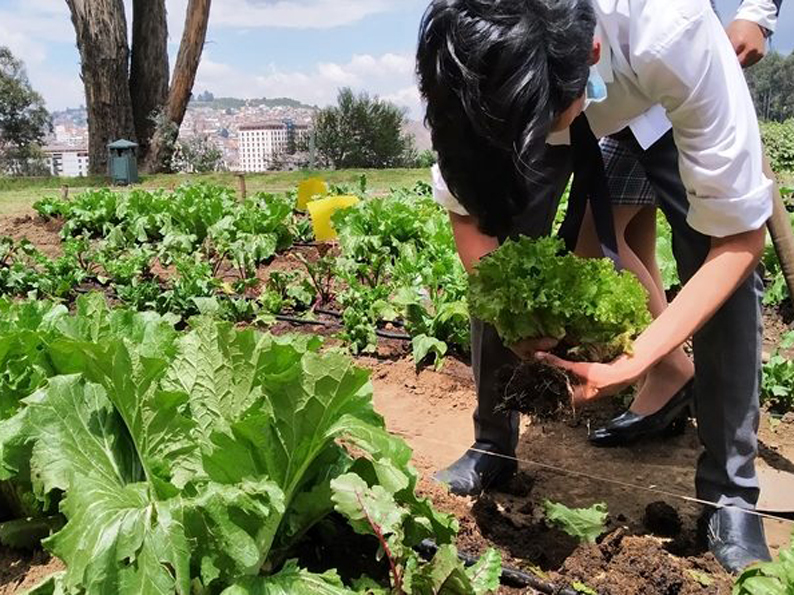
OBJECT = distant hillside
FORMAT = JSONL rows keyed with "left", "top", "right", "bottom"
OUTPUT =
{"left": 190, "top": 93, "right": 317, "bottom": 111}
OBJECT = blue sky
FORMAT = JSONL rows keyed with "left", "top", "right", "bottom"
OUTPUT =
{"left": 0, "top": 0, "right": 791, "bottom": 118}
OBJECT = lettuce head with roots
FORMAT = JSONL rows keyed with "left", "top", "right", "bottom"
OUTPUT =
{"left": 468, "top": 237, "right": 651, "bottom": 415}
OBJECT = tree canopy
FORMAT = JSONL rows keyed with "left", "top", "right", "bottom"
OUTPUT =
{"left": 313, "top": 88, "right": 416, "bottom": 169}
{"left": 0, "top": 47, "right": 51, "bottom": 176}
{"left": 745, "top": 50, "right": 794, "bottom": 123}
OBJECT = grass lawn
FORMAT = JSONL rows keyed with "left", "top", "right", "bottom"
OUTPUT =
{"left": 0, "top": 168, "right": 432, "bottom": 215}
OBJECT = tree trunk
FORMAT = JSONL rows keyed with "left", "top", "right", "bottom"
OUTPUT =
{"left": 66, "top": 0, "right": 136, "bottom": 175}
{"left": 146, "top": 0, "right": 211, "bottom": 172}
{"left": 130, "top": 0, "right": 169, "bottom": 164}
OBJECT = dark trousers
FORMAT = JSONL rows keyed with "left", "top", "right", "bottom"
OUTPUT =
{"left": 472, "top": 129, "right": 763, "bottom": 508}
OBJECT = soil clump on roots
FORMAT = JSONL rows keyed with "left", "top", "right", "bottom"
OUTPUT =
{"left": 495, "top": 359, "right": 575, "bottom": 420}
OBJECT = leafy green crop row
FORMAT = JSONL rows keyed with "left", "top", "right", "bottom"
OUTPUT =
{"left": 761, "top": 120, "right": 794, "bottom": 175}
{"left": 331, "top": 183, "right": 470, "bottom": 365}
{"left": 762, "top": 331, "right": 794, "bottom": 412}
{"left": 0, "top": 294, "right": 500, "bottom": 595}
{"left": 19, "top": 181, "right": 470, "bottom": 368}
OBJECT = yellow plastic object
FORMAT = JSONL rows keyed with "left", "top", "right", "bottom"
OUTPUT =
{"left": 307, "top": 195, "right": 360, "bottom": 241}
{"left": 297, "top": 177, "right": 328, "bottom": 211}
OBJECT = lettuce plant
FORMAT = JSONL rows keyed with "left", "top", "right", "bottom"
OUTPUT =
{"left": 469, "top": 237, "right": 651, "bottom": 362}
{"left": 543, "top": 500, "right": 608, "bottom": 544}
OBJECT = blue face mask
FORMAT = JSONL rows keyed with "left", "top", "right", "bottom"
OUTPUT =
{"left": 584, "top": 65, "right": 608, "bottom": 110}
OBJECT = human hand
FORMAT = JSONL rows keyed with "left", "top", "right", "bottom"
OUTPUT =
{"left": 726, "top": 19, "right": 767, "bottom": 67}
{"left": 509, "top": 337, "right": 559, "bottom": 360}
{"left": 536, "top": 352, "right": 644, "bottom": 405}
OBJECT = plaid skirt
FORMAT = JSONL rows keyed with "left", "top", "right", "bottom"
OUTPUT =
{"left": 600, "top": 136, "right": 657, "bottom": 206}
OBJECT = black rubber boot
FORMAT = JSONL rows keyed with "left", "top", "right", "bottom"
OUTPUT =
{"left": 433, "top": 442, "right": 518, "bottom": 497}
{"left": 703, "top": 507, "right": 772, "bottom": 574}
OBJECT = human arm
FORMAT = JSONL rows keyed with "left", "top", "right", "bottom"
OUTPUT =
{"left": 542, "top": 3, "right": 773, "bottom": 400}
{"left": 728, "top": 0, "right": 781, "bottom": 66}
{"left": 540, "top": 227, "right": 765, "bottom": 402}
{"left": 449, "top": 212, "right": 498, "bottom": 274}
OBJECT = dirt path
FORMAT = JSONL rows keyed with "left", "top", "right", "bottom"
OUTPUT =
{"left": 0, "top": 550, "right": 63, "bottom": 595}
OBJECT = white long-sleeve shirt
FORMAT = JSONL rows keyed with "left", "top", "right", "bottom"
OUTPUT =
{"left": 734, "top": 0, "right": 779, "bottom": 32}
{"left": 432, "top": 0, "right": 776, "bottom": 238}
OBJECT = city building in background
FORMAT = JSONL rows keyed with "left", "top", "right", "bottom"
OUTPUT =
{"left": 44, "top": 145, "right": 89, "bottom": 177}
{"left": 238, "top": 120, "right": 311, "bottom": 172}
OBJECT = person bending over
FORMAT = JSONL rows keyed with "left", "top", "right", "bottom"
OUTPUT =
{"left": 417, "top": 0, "right": 774, "bottom": 573}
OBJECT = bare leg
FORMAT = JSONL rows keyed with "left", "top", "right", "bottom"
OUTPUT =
{"left": 624, "top": 206, "right": 666, "bottom": 300}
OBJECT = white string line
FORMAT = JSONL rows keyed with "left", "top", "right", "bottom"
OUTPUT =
{"left": 393, "top": 430, "right": 794, "bottom": 527}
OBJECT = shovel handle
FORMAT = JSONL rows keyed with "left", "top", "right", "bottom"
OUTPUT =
{"left": 764, "top": 156, "right": 794, "bottom": 302}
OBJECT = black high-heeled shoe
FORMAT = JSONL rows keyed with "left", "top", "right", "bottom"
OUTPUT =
{"left": 588, "top": 380, "right": 694, "bottom": 447}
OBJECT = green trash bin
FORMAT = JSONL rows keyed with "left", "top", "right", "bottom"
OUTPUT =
{"left": 107, "top": 139, "right": 139, "bottom": 185}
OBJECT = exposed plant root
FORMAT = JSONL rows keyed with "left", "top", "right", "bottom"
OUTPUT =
{"left": 495, "top": 360, "right": 575, "bottom": 420}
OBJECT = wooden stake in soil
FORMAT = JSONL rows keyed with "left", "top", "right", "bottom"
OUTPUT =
{"left": 237, "top": 173, "right": 247, "bottom": 200}
{"left": 61, "top": 185, "right": 69, "bottom": 200}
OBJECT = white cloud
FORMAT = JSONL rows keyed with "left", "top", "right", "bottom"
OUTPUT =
{"left": 383, "top": 85, "right": 423, "bottom": 117}
{"left": 209, "top": 0, "right": 398, "bottom": 29}
{"left": 0, "top": 0, "right": 83, "bottom": 110}
{"left": 0, "top": 0, "right": 420, "bottom": 113}
{"left": 194, "top": 51, "right": 424, "bottom": 117}
{"left": 160, "top": 0, "right": 402, "bottom": 35}
{"left": 0, "top": 0, "right": 73, "bottom": 65}
{"left": 29, "top": 71, "right": 86, "bottom": 112}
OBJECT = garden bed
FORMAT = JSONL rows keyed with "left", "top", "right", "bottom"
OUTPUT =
{"left": 1, "top": 190, "right": 793, "bottom": 594}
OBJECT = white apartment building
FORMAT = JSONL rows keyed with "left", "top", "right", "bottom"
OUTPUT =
{"left": 238, "top": 121, "right": 310, "bottom": 172}
{"left": 44, "top": 146, "right": 90, "bottom": 177}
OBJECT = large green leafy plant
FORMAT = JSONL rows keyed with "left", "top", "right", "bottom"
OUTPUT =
{"left": 0, "top": 295, "right": 496, "bottom": 594}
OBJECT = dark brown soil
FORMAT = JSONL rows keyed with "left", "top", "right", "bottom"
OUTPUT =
{"left": 645, "top": 501, "right": 683, "bottom": 538}
{"left": 496, "top": 360, "right": 574, "bottom": 420}
{"left": 0, "top": 547, "right": 63, "bottom": 595}
{"left": 557, "top": 532, "right": 732, "bottom": 595}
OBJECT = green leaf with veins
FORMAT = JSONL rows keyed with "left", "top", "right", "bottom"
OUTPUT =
{"left": 220, "top": 560, "right": 358, "bottom": 595}
{"left": 543, "top": 500, "right": 608, "bottom": 544}
{"left": 25, "top": 377, "right": 193, "bottom": 595}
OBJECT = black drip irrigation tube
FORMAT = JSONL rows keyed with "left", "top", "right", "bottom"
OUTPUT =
{"left": 273, "top": 313, "right": 412, "bottom": 341}
{"left": 416, "top": 540, "right": 582, "bottom": 595}
{"left": 314, "top": 307, "right": 407, "bottom": 329}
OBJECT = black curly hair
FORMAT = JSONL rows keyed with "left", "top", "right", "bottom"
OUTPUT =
{"left": 417, "top": 0, "right": 595, "bottom": 237}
